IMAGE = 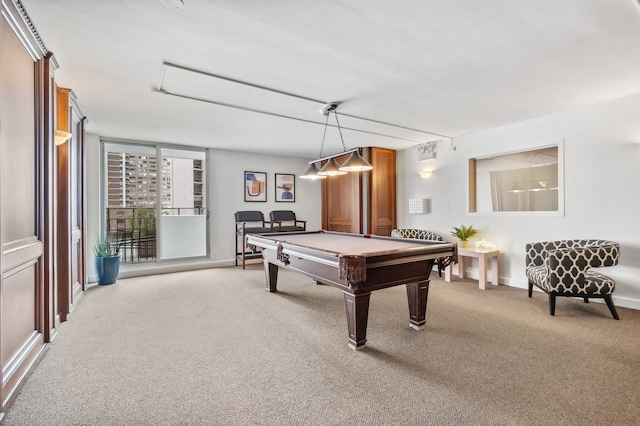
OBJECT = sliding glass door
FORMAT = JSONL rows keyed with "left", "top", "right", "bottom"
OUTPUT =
{"left": 103, "top": 141, "right": 207, "bottom": 263}
{"left": 158, "top": 147, "right": 207, "bottom": 260}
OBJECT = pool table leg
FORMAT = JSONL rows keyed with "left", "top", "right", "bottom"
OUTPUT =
{"left": 263, "top": 261, "right": 278, "bottom": 292}
{"left": 343, "top": 292, "right": 371, "bottom": 350}
{"left": 406, "top": 280, "right": 430, "bottom": 330}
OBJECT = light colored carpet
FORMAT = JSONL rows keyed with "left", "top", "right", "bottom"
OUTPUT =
{"left": 3, "top": 265, "right": 640, "bottom": 425}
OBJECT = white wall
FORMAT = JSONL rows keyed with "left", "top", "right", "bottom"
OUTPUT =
{"left": 85, "top": 139, "right": 322, "bottom": 280}
{"left": 397, "top": 93, "right": 640, "bottom": 309}
{"left": 86, "top": 93, "right": 640, "bottom": 310}
{"left": 86, "top": 133, "right": 101, "bottom": 280}
{"left": 208, "top": 149, "right": 322, "bottom": 260}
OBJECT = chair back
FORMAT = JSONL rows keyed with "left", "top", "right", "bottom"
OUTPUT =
{"left": 270, "top": 210, "right": 296, "bottom": 222}
{"left": 526, "top": 239, "right": 620, "bottom": 290}
{"left": 526, "top": 239, "right": 620, "bottom": 268}
{"left": 269, "top": 210, "right": 306, "bottom": 232}
{"left": 391, "top": 229, "right": 442, "bottom": 241}
{"left": 235, "top": 210, "right": 265, "bottom": 224}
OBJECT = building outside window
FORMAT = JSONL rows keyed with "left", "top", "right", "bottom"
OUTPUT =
{"left": 103, "top": 142, "right": 207, "bottom": 263}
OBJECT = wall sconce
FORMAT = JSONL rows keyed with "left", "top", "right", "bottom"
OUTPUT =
{"left": 419, "top": 170, "right": 433, "bottom": 179}
{"left": 417, "top": 142, "right": 436, "bottom": 161}
{"left": 417, "top": 142, "right": 438, "bottom": 179}
{"left": 55, "top": 130, "right": 72, "bottom": 145}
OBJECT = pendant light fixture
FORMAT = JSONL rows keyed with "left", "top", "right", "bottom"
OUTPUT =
{"left": 299, "top": 162, "right": 326, "bottom": 180}
{"left": 301, "top": 103, "right": 373, "bottom": 180}
{"left": 339, "top": 150, "right": 373, "bottom": 172}
{"left": 318, "top": 157, "right": 347, "bottom": 176}
{"left": 300, "top": 108, "right": 332, "bottom": 180}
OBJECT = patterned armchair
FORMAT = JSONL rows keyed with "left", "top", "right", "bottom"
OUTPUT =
{"left": 391, "top": 229, "right": 447, "bottom": 277}
{"left": 525, "top": 239, "right": 620, "bottom": 319}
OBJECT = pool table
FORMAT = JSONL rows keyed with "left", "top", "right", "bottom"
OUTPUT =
{"left": 246, "top": 230, "right": 457, "bottom": 350}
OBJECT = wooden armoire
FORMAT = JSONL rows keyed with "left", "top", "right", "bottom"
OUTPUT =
{"left": 321, "top": 147, "right": 396, "bottom": 236}
{"left": 0, "top": 1, "right": 86, "bottom": 416}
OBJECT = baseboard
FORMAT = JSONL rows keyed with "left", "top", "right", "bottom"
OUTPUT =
{"left": 456, "top": 267, "right": 640, "bottom": 311}
{"left": 88, "top": 258, "right": 236, "bottom": 283}
{"left": 610, "top": 295, "right": 640, "bottom": 311}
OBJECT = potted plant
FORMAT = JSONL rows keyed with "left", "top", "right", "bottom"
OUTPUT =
{"left": 451, "top": 225, "right": 478, "bottom": 248}
{"left": 93, "top": 234, "right": 121, "bottom": 285}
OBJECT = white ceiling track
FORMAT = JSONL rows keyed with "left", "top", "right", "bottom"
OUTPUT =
{"left": 157, "top": 61, "right": 452, "bottom": 144}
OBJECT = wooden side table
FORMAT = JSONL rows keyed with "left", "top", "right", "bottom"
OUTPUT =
{"left": 445, "top": 247, "right": 500, "bottom": 290}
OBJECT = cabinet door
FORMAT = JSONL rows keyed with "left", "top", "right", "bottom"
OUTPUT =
{"left": 368, "top": 147, "right": 396, "bottom": 236}
{"left": 321, "top": 148, "right": 396, "bottom": 235}
{"left": 321, "top": 153, "right": 362, "bottom": 233}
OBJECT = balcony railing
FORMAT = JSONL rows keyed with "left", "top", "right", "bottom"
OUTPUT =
{"left": 106, "top": 207, "right": 205, "bottom": 263}
{"left": 106, "top": 207, "right": 156, "bottom": 263}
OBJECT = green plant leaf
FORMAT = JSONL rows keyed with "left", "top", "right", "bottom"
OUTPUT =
{"left": 93, "top": 234, "right": 121, "bottom": 257}
{"left": 450, "top": 224, "right": 478, "bottom": 241}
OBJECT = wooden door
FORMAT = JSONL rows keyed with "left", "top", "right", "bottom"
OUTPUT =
{"left": 321, "top": 152, "right": 362, "bottom": 233}
{"left": 321, "top": 148, "right": 396, "bottom": 235}
{"left": 368, "top": 147, "right": 396, "bottom": 236}
{"left": 0, "top": 4, "right": 47, "bottom": 412}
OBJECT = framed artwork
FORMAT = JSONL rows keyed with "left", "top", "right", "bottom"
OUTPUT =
{"left": 244, "top": 171, "right": 267, "bottom": 202}
{"left": 275, "top": 173, "right": 295, "bottom": 202}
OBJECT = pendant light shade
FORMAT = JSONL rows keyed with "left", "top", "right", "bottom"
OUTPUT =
{"left": 301, "top": 103, "right": 373, "bottom": 180}
{"left": 338, "top": 151, "right": 373, "bottom": 172}
{"left": 317, "top": 158, "right": 347, "bottom": 176}
{"left": 300, "top": 162, "right": 327, "bottom": 180}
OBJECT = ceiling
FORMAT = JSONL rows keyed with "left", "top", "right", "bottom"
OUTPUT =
{"left": 21, "top": 0, "right": 640, "bottom": 159}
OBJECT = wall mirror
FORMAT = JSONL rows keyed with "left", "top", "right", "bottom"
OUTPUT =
{"left": 468, "top": 141, "right": 564, "bottom": 215}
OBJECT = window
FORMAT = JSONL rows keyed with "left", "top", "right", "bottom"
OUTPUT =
{"left": 102, "top": 141, "right": 208, "bottom": 263}
{"left": 468, "top": 141, "right": 564, "bottom": 216}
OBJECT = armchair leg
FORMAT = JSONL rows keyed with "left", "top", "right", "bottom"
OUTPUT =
{"left": 604, "top": 295, "right": 620, "bottom": 320}
{"left": 528, "top": 281, "right": 533, "bottom": 298}
{"left": 548, "top": 294, "right": 556, "bottom": 316}
{"left": 583, "top": 297, "right": 589, "bottom": 303}
{"left": 437, "top": 260, "right": 442, "bottom": 277}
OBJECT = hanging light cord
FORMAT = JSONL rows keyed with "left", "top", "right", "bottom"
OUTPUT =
{"left": 333, "top": 110, "right": 349, "bottom": 153}
{"left": 317, "top": 110, "right": 331, "bottom": 159}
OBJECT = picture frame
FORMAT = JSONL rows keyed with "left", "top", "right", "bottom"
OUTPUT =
{"left": 244, "top": 171, "right": 267, "bottom": 202}
{"left": 275, "top": 173, "right": 295, "bottom": 202}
